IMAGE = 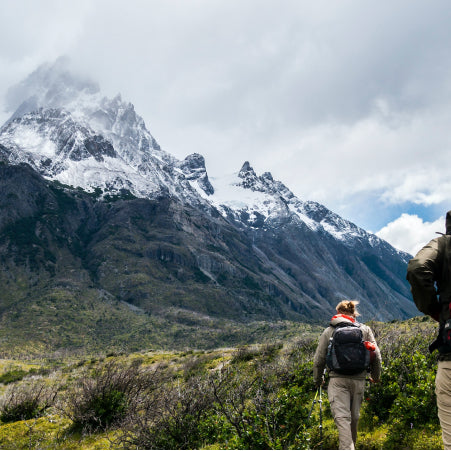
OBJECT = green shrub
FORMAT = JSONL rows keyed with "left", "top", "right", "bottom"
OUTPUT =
{"left": 0, "top": 369, "right": 28, "bottom": 385}
{"left": 360, "top": 321, "right": 440, "bottom": 449}
{"left": 230, "top": 346, "right": 260, "bottom": 364}
{"left": 0, "top": 367, "right": 50, "bottom": 386}
{"left": 363, "top": 352, "right": 438, "bottom": 427}
{"left": 205, "top": 355, "right": 318, "bottom": 450}
{"left": 0, "top": 382, "right": 57, "bottom": 423}
{"left": 120, "top": 374, "right": 213, "bottom": 449}
{"left": 63, "top": 359, "right": 147, "bottom": 431}
{"left": 1, "top": 399, "right": 42, "bottom": 423}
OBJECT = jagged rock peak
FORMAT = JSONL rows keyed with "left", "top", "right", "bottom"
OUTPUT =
{"left": 262, "top": 172, "right": 274, "bottom": 181}
{"left": 238, "top": 161, "right": 256, "bottom": 177}
{"left": 236, "top": 161, "right": 277, "bottom": 194}
{"left": 182, "top": 153, "right": 207, "bottom": 171}
{"left": 180, "top": 153, "right": 214, "bottom": 195}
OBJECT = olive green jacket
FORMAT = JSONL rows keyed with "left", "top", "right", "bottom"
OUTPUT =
{"left": 406, "top": 235, "right": 451, "bottom": 321}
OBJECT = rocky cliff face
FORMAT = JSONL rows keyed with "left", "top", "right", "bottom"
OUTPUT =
{"left": 0, "top": 60, "right": 418, "bottom": 352}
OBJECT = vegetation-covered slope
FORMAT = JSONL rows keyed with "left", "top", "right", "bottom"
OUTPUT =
{"left": 0, "top": 317, "right": 442, "bottom": 450}
{"left": 0, "top": 162, "right": 418, "bottom": 357}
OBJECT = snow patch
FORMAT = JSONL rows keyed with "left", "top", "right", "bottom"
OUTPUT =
{"left": 5, "top": 126, "right": 56, "bottom": 159}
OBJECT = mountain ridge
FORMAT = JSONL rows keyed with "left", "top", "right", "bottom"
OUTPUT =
{"left": 0, "top": 59, "right": 418, "bottom": 351}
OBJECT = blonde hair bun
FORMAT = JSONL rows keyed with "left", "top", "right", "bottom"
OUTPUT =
{"left": 336, "top": 300, "right": 360, "bottom": 317}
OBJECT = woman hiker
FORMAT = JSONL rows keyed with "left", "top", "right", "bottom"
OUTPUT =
{"left": 313, "top": 300, "right": 382, "bottom": 450}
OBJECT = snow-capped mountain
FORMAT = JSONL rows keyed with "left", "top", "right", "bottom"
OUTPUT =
{"left": 2, "top": 58, "right": 215, "bottom": 205}
{"left": 206, "top": 161, "right": 400, "bottom": 254}
{"left": 0, "top": 59, "right": 417, "bottom": 332}
{"left": 0, "top": 59, "right": 406, "bottom": 258}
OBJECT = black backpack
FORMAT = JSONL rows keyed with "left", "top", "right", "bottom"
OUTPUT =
{"left": 326, "top": 322, "right": 370, "bottom": 375}
{"left": 429, "top": 318, "right": 451, "bottom": 354}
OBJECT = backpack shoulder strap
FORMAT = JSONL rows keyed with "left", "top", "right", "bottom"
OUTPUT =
{"left": 332, "top": 321, "right": 359, "bottom": 330}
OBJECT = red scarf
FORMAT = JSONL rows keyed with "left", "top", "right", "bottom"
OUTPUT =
{"left": 331, "top": 313, "right": 356, "bottom": 323}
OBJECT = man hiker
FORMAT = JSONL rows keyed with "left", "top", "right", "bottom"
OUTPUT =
{"left": 313, "top": 300, "right": 381, "bottom": 450}
{"left": 406, "top": 210, "right": 451, "bottom": 449}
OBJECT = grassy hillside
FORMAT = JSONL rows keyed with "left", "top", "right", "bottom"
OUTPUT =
{"left": 0, "top": 162, "right": 418, "bottom": 347}
{"left": 0, "top": 316, "right": 442, "bottom": 449}
{"left": 0, "top": 304, "right": 322, "bottom": 358}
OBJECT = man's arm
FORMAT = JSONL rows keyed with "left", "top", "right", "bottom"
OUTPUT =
{"left": 406, "top": 237, "right": 443, "bottom": 320}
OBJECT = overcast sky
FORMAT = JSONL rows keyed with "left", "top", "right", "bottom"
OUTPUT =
{"left": 2, "top": 0, "right": 451, "bottom": 255}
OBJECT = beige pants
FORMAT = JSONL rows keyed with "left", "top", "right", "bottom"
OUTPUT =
{"left": 328, "top": 377, "right": 366, "bottom": 450}
{"left": 436, "top": 360, "right": 451, "bottom": 449}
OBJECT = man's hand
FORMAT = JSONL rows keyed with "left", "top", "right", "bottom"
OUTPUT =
{"left": 369, "top": 377, "right": 380, "bottom": 384}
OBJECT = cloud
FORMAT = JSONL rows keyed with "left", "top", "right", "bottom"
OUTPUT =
{"left": 2, "top": 0, "right": 451, "bottom": 235}
{"left": 0, "top": 0, "right": 93, "bottom": 123}
{"left": 376, "top": 213, "right": 444, "bottom": 256}
{"left": 259, "top": 99, "right": 451, "bottom": 219}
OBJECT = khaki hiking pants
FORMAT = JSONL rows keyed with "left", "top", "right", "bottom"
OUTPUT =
{"left": 436, "top": 360, "right": 451, "bottom": 449}
{"left": 328, "top": 377, "right": 366, "bottom": 450}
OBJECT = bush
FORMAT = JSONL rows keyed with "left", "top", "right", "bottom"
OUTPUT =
{"left": 207, "top": 355, "right": 317, "bottom": 449}
{"left": 120, "top": 374, "right": 214, "bottom": 449}
{"left": 0, "top": 382, "right": 57, "bottom": 423}
{"left": 63, "top": 359, "right": 149, "bottom": 432}
{"left": 360, "top": 320, "right": 440, "bottom": 449}
{"left": 230, "top": 346, "right": 260, "bottom": 364}
{"left": 0, "top": 368, "right": 28, "bottom": 385}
